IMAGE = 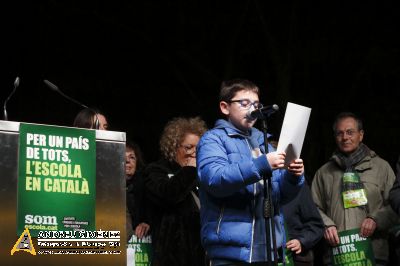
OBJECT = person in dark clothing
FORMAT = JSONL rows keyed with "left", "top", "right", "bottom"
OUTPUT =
{"left": 143, "top": 117, "right": 208, "bottom": 266}
{"left": 388, "top": 156, "right": 400, "bottom": 265}
{"left": 282, "top": 184, "right": 324, "bottom": 266}
{"left": 389, "top": 156, "right": 400, "bottom": 215}
{"left": 126, "top": 140, "right": 149, "bottom": 240}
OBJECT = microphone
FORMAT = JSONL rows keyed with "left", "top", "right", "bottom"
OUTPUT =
{"left": 43, "top": 79, "right": 99, "bottom": 129}
{"left": 44, "top": 79, "right": 88, "bottom": 108}
{"left": 3, "top": 77, "right": 20, "bottom": 120}
{"left": 247, "top": 104, "right": 279, "bottom": 120}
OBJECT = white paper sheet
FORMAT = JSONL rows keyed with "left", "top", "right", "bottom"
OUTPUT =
{"left": 276, "top": 102, "right": 311, "bottom": 166}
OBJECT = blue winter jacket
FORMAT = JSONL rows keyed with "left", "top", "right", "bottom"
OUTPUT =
{"left": 197, "top": 119, "right": 304, "bottom": 263}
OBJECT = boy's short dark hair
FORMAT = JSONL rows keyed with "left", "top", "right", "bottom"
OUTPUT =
{"left": 219, "top": 79, "right": 259, "bottom": 102}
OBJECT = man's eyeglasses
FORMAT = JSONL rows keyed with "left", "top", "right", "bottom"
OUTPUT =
{"left": 334, "top": 129, "right": 358, "bottom": 138}
{"left": 180, "top": 144, "right": 196, "bottom": 154}
{"left": 229, "top": 99, "right": 263, "bottom": 110}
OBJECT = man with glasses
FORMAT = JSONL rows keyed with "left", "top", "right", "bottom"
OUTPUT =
{"left": 196, "top": 79, "right": 305, "bottom": 265}
{"left": 311, "top": 112, "right": 397, "bottom": 265}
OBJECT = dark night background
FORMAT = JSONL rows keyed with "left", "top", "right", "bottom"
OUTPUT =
{"left": 2, "top": 1, "right": 400, "bottom": 180}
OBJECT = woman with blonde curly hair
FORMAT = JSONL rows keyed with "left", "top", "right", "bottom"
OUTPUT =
{"left": 143, "top": 116, "right": 207, "bottom": 266}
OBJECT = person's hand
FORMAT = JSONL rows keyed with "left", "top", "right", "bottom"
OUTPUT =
{"left": 286, "top": 239, "right": 302, "bottom": 254}
{"left": 288, "top": 159, "right": 304, "bottom": 176}
{"left": 135, "top": 223, "right": 150, "bottom": 239}
{"left": 360, "top": 217, "right": 377, "bottom": 238}
{"left": 324, "top": 226, "right": 340, "bottom": 246}
{"left": 185, "top": 156, "right": 196, "bottom": 167}
{"left": 266, "top": 151, "right": 286, "bottom": 170}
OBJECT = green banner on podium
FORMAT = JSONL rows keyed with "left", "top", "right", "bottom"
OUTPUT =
{"left": 17, "top": 123, "right": 96, "bottom": 237}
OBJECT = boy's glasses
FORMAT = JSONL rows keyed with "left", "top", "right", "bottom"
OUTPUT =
{"left": 229, "top": 99, "right": 263, "bottom": 110}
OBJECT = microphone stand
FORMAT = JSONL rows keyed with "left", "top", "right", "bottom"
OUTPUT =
{"left": 43, "top": 80, "right": 100, "bottom": 129}
{"left": 260, "top": 117, "right": 278, "bottom": 266}
{"left": 3, "top": 77, "right": 20, "bottom": 121}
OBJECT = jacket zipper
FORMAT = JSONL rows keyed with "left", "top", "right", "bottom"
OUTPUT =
{"left": 216, "top": 204, "right": 225, "bottom": 234}
{"left": 245, "top": 138, "right": 256, "bottom": 263}
{"left": 249, "top": 183, "right": 256, "bottom": 263}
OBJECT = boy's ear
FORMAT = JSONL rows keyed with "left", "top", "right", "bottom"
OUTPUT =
{"left": 220, "top": 101, "right": 230, "bottom": 116}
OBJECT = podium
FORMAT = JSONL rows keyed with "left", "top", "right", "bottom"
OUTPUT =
{"left": 0, "top": 120, "right": 126, "bottom": 265}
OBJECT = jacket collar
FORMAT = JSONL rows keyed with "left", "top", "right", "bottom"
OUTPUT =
{"left": 214, "top": 119, "right": 272, "bottom": 138}
{"left": 214, "top": 119, "right": 274, "bottom": 152}
{"left": 214, "top": 119, "right": 252, "bottom": 137}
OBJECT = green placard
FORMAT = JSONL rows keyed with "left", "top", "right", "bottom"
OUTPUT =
{"left": 17, "top": 123, "right": 96, "bottom": 237}
{"left": 332, "top": 228, "right": 375, "bottom": 266}
{"left": 127, "top": 235, "right": 152, "bottom": 266}
{"left": 279, "top": 222, "right": 295, "bottom": 266}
